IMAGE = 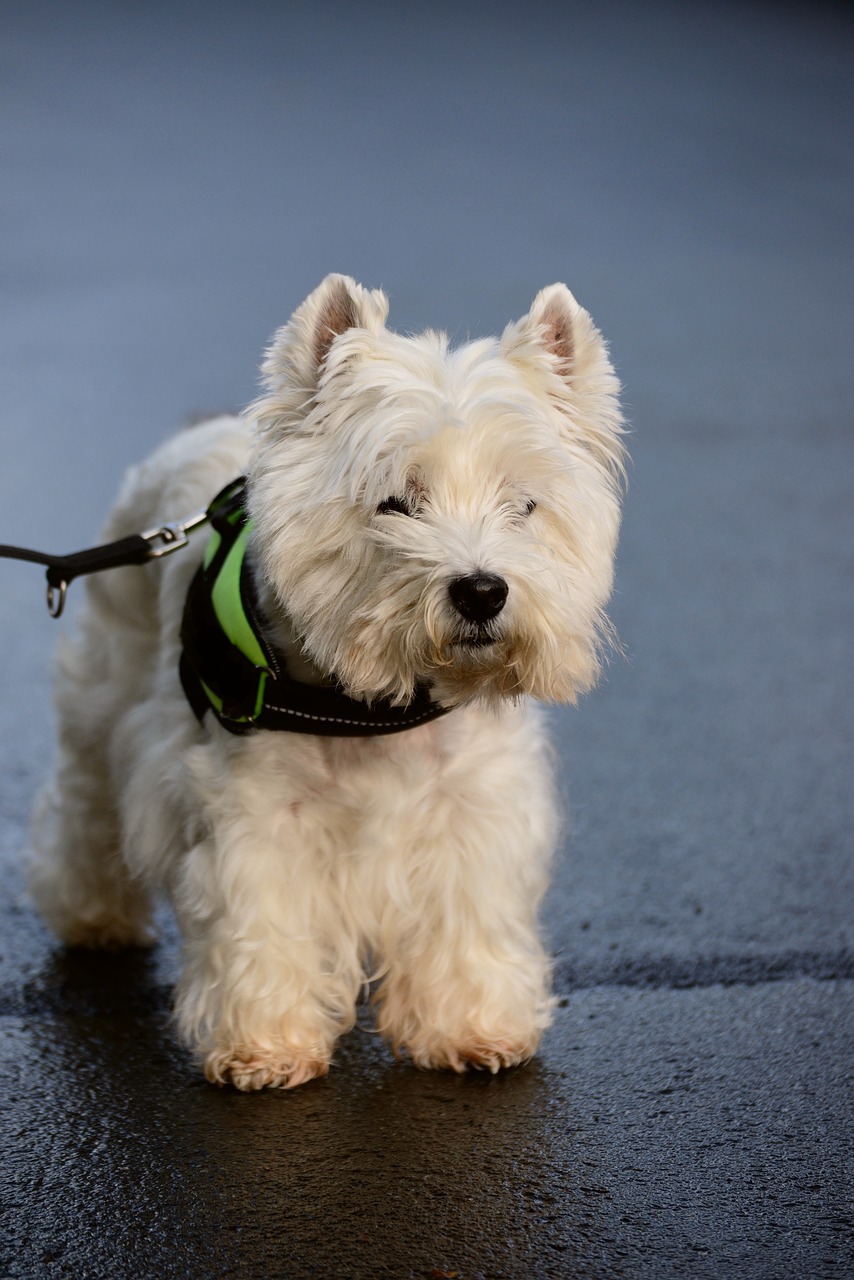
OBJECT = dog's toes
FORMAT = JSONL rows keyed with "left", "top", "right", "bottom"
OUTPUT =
{"left": 204, "top": 1045, "right": 330, "bottom": 1091}
{"left": 453, "top": 1038, "right": 533, "bottom": 1074}
{"left": 402, "top": 1034, "right": 537, "bottom": 1075}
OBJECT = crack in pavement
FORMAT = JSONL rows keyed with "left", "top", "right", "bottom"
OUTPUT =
{"left": 554, "top": 948, "right": 854, "bottom": 993}
{"left": 0, "top": 949, "right": 851, "bottom": 1018}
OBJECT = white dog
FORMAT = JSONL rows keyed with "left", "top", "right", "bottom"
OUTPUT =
{"left": 30, "top": 275, "right": 625, "bottom": 1090}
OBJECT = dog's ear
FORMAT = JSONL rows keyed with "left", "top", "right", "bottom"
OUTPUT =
{"left": 501, "top": 283, "right": 625, "bottom": 482}
{"left": 261, "top": 274, "right": 389, "bottom": 398}
{"left": 525, "top": 283, "right": 576, "bottom": 368}
{"left": 500, "top": 283, "right": 580, "bottom": 375}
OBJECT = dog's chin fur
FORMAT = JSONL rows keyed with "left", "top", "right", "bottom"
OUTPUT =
{"left": 29, "top": 275, "right": 625, "bottom": 1090}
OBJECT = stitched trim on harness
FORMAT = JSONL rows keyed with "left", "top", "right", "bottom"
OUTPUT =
{"left": 260, "top": 702, "right": 443, "bottom": 729}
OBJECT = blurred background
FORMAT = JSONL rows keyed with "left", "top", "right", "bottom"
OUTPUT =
{"left": 4, "top": 2, "right": 850, "bottom": 512}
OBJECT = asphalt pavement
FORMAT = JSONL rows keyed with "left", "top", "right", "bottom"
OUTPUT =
{"left": 1, "top": 3, "right": 852, "bottom": 1277}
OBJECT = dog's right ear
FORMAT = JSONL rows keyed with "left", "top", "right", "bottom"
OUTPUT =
{"left": 260, "top": 274, "right": 389, "bottom": 400}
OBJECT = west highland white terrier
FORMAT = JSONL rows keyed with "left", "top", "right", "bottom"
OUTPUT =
{"left": 30, "top": 275, "right": 625, "bottom": 1090}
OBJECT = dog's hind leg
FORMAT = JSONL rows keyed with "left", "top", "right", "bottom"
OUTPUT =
{"left": 29, "top": 579, "right": 156, "bottom": 949}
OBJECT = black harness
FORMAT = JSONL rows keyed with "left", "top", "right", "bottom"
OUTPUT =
{"left": 179, "top": 478, "right": 449, "bottom": 737}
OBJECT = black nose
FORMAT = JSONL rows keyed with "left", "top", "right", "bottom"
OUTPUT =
{"left": 448, "top": 573, "right": 509, "bottom": 623}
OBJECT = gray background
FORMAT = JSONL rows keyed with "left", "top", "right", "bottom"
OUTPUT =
{"left": 1, "top": 2, "right": 852, "bottom": 1277}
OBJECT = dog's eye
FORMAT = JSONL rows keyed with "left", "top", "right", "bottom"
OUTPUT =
{"left": 524, "top": 499, "right": 537, "bottom": 516}
{"left": 377, "top": 496, "right": 412, "bottom": 517}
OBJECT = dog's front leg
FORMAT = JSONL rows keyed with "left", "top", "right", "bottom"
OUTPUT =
{"left": 171, "top": 745, "right": 359, "bottom": 1090}
{"left": 373, "top": 734, "right": 557, "bottom": 1074}
{"left": 375, "top": 861, "right": 555, "bottom": 1074}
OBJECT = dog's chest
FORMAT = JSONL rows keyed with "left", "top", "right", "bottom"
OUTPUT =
{"left": 316, "top": 719, "right": 450, "bottom": 799}
{"left": 227, "top": 716, "right": 454, "bottom": 814}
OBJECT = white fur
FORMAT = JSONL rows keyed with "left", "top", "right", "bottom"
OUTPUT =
{"left": 30, "top": 276, "right": 625, "bottom": 1090}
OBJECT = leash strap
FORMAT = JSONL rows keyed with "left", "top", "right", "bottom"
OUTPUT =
{"left": 0, "top": 513, "right": 208, "bottom": 617}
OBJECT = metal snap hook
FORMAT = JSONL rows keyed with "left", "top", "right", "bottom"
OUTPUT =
{"left": 46, "top": 578, "right": 68, "bottom": 619}
{"left": 142, "top": 510, "right": 208, "bottom": 559}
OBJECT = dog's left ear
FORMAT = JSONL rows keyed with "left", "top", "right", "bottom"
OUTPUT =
{"left": 501, "top": 284, "right": 625, "bottom": 480}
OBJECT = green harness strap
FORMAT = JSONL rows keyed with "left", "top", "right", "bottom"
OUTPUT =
{"left": 180, "top": 478, "right": 275, "bottom": 728}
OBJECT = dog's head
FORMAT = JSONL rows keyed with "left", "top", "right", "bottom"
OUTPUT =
{"left": 247, "top": 274, "right": 626, "bottom": 709}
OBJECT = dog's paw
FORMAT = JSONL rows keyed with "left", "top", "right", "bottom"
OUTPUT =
{"left": 451, "top": 1037, "right": 536, "bottom": 1074}
{"left": 203, "top": 1044, "right": 330, "bottom": 1092}
{"left": 401, "top": 1033, "right": 539, "bottom": 1076}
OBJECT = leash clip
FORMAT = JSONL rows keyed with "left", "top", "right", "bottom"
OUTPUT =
{"left": 41, "top": 509, "right": 210, "bottom": 620}
{"left": 141, "top": 510, "right": 208, "bottom": 560}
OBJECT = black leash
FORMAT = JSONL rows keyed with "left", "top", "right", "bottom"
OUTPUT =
{"left": 0, "top": 511, "right": 208, "bottom": 618}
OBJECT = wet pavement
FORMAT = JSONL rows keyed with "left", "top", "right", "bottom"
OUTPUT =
{"left": 2, "top": 3, "right": 853, "bottom": 1277}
